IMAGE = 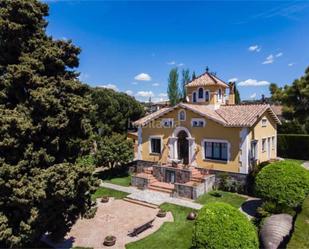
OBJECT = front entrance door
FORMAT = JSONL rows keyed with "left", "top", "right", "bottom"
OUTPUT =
{"left": 177, "top": 130, "right": 189, "bottom": 164}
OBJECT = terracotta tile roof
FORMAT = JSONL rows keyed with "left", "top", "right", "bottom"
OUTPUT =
{"left": 186, "top": 72, "right": 229, "bottom": 88}
{"left": 133, "top": 103, "right": 281, "bottom": 127}
{"left": 133, "top": 107, "right": 170, "bottom": 126}
{"left": 216, "top": 104, "right": 280, "bottom": 127}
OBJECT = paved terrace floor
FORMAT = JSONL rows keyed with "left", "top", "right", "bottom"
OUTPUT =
{"left": 101, "top": 182, "right": 203, "bottom": 210}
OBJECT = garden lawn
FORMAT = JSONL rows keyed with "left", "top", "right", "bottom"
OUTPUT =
{"left": 91, "top": 187, "right": 128, "bottom": 200}
{"left": 105, "top": 175, "right": 131, "bottom": 187}
{"left": 126, "top": 203, "right": 194, "bottom": 249}
{"left": 195, "top": 191, "right": 247, "bottom": 209}
{"left": 287, "top": 196, "right": 309, "bottom": 249}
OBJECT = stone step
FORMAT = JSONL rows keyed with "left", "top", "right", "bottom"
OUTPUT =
{"left": 123, "top": 197, "right": 159, "bottom": 209}
{"left": 148, "top": 185, "right": 173, "bottom": 194}
{"left": 191, "top": 177, "right": 204, "bottom": 183}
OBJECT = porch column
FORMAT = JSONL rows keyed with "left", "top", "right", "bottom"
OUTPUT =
{"left": 187, "top": 137, "right": 196, "bottom": 166}
{"left": 168, "top": 136, "right": 178, "bottom": 161}
{"left": 137, "top": 126, "right": 142, "bottom": 160}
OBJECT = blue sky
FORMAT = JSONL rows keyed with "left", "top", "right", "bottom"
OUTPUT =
{"left": 45, "top": 0, "right": 309, "bottom": 102}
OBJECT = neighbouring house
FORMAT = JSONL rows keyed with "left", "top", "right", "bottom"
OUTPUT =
{"left": 129, "top": 70, "right": 281, "bottom": 199}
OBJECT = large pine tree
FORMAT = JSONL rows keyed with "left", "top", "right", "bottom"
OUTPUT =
{"left": 0, "top": 0, "right": 97, "bottom": 247}
{"left": 167, "top": 68, "right": 180, "bottom": 106}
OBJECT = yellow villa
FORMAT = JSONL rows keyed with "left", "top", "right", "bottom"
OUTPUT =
{"left": 130, "top": 71, "right": 281, "bottom": 198}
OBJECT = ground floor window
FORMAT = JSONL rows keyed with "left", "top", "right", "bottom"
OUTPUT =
{"left": 150, "top": 137, "right": 161, "bottom": 154}
{"left": 262, "top": 138, "right": 266, "bottom": 152}
{"left": 203, "top": 140, "right": 228, "bottom": 161}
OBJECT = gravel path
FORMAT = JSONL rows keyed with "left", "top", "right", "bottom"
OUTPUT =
{"left": 100, "top": 182, "right": 202, "bottom": 210}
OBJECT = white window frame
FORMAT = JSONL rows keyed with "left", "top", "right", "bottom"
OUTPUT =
{"left": 178, "top": 110, "right": 186, "bottom": 121}
{"left": 161, "top": 118, "right": 174, "bottom": 128}
{"left": 191, "top": 118, "right": 206, "bottom": 127}
{"left": 250, "top": 140, "right": 258, "bottom": 160}
{"left": 261, "top": 118, "right": 267, "bottom": 127}
{"left": 149, "top": 135, "right": 163, "bottom": 155}
{"left": 201, "top": 138, "right": 230, "bottom": 163}
{"left": 198, "top": 87, "right": 204, "bottom": 99}
{"left": 271, "top": 136, "right": 275, "bottom": 150}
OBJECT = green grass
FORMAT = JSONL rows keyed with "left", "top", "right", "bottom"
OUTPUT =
{"left": 92, "top": 187, "right": 128, "bottom": 200}
{"left": 126, "top": 203, "right": 194, "bottom": 249}
{"left": 105, "top": 175, "right": 131, "bottom": 187}
{"left": 195, "top": 190, "right": 247, "bottom": 209}
{"left": 287, "top": 196, "right": 309, "bottom": 249}
{"left": 283, "top": 158, "right": 305, "bottom": 165}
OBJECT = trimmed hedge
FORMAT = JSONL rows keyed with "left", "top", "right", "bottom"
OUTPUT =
{"left": 278, "top": 134, "right": 309, "bottom": 160}
{"left": 255, "top": 161, "right": 309, "bottom": 209}
{"left": 192, "top": 203, "right": 259, "bottom": 249}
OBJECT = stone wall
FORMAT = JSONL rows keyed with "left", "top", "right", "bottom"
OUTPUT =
{"left": 152, "top": 165, "right": 191, "bottom": 183}
{"left": 174, "top": 175, "right": 215, "bottom": 199}
{"left": 131, "top": 175, "right": 149, "bottom": 190}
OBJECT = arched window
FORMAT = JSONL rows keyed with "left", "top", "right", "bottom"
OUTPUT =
{"left": 218, "top": 89, "right": 222, "bottom": 100}
{"left": 178, "top": 110, "right": 186, "bottom": 121}
{"left": 205, "top": 91, "right": 210, "bottom": 101}
{"left": 193, "top": 92, "right": 197, "bottom": 102}
{"left": 198, "top": 88, "right": 204, "bottom": 98}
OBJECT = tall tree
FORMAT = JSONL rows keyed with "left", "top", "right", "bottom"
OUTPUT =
{"left": 90, "top": 88, "right": 144, "bottom": 135}
{"left": 181, "top": 69, "right": 190, "bottom": 101}
{"left": 0, "top": 1, "right": 97, "bottom": 247}
{"left": 167, "top": 68, "right": 180, "bottom": 106}
{"left": 234, "top": 84, "right": 241, "bottom": 104}
{"left": 192, "top": 71, "right": 197, "bottom": 80}
{"left": 269, "top": 66, "right": 309, "bottom": 133}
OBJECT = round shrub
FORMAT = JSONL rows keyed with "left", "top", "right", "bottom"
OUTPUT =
{"left": 255, "top": 160, "right": 309, "bottom": 209}
{"left": 192, "top": 203, "right": 259, "bottom": 249}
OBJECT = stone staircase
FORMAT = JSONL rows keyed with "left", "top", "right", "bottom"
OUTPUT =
{"left": 190, "top": 167, "right": 206, "bottom": 183}
{"left": 148, "top": 181, "right": 175, "bottom": 194}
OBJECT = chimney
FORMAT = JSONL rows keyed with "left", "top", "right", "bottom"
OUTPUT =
{"left": 228, "top": 82, "right": 235, "bottom": 105}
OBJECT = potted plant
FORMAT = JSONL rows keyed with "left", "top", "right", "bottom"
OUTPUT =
{"left": 157, "top": 209, "right": 166, "bottom": 218}
{"left": 101, "top": 196, "right": 109, "bottom": 203}
{"left": 187, "top": 211, "right": 197, "bottom": 220}
{"left": 103, "top": 235, "right": 116, "bottom": 246}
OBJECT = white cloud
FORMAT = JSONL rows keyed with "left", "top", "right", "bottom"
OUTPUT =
{"left": 158, "top": 93, "right": 167, "bottom": 97}
{"left": 178, "top": 63, "right": 184, "bottom": 67}
{"left": 262, "top": 54, "right": 274, "bottom": 64}
{"left": 167, "top": 61, "right": 176, "bottom": 65}
{"left": 152, "top": 97, "right": 168, "bottom": 103}
{"left": 288, "top": 63, "right": 294, "bottom": 67}
{"left": 152, "top": 83, "right": 160, "bottom": 87}
{"left": 78, "top": 73, "right": 90, "bottom": 81}
{"left": 250, "top": 93, "right": 257, "bottom": 99}
{"left": 275, "top": 52, "right": 283, "bottom": 57}
{"left": 125, "top": 90, "right": 133, "bottom": 96}
{"left": 134, "top": 73, "right": 151, "bottom": 81}
{"left": 98, "top": 84, "right": 119, "bottom": 91}
{"left": 132, "top": 82, "right": 138, "bottom": 85}
{"left": 228, "top": 78, "right": 238, "bottom": 82}
{"left": 248, "top": 45, "right": 261, "bottom": 52}
{"left": 136, "top": 91, "right": 154, "bottom": 97}
{"left": 238, "top": 79, "right": 270, "bottom": 87}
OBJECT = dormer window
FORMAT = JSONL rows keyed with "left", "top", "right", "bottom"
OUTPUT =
{"left": 198, "top": 88, "right": 204, "bottom": 99}
{"left": 178, "top": 110, "right": 186, "bottom": 121}
{"left": 205, "top": 91, "right": 210, "bottom": 101}
{"left": 193, "top": 92, "right": 197, "bottom": 102}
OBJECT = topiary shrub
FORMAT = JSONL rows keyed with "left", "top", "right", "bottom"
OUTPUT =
{"left": 192, "top": 203, "right": 259, "bottom": 249}
{"left": 255, "top": 160, "right": 309, "bottom": 210}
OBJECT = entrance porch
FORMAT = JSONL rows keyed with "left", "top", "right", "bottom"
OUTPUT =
{"left": 131, "top": 163, "right": 215, "bottom": 199}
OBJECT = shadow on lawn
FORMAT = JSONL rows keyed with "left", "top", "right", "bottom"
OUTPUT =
{"left": 94, "top": 166, "right": 130, "bottom": 181}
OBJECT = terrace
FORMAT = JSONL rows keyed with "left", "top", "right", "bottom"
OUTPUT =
{"left": 131, "top": 162, "right": 215, "bottom": 199}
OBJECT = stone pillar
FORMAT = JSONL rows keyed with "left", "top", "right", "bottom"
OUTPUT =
{"left": 168, "top": 136, "right": 178, "bottom": 161}
{"left": 137, "top": 126, "right": 142, "bottom": 160}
